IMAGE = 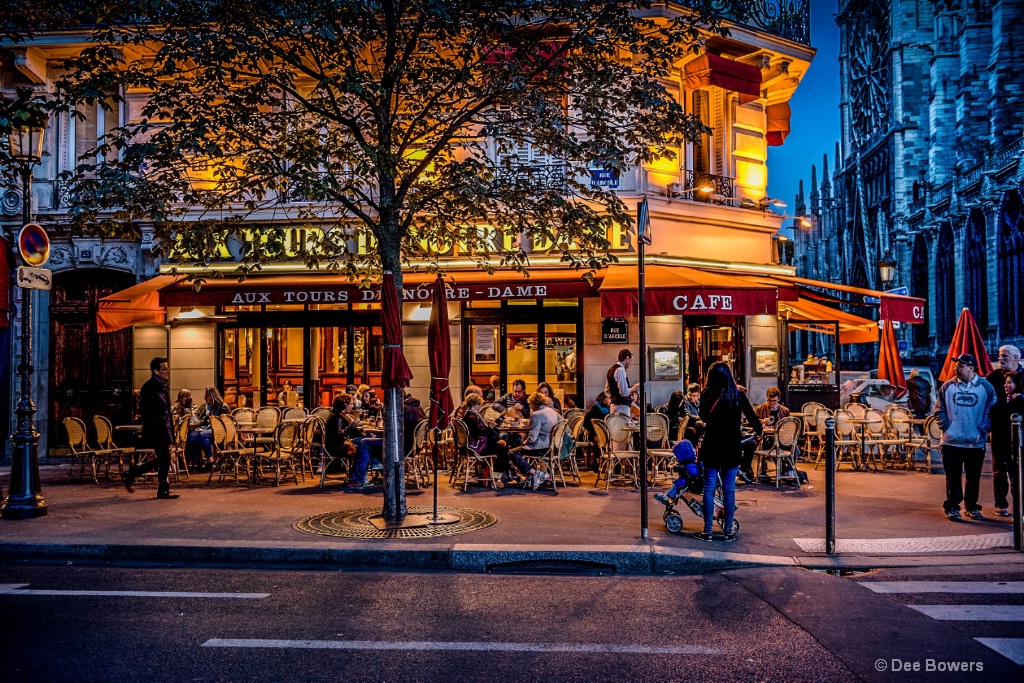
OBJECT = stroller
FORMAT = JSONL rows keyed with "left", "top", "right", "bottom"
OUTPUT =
{"left": 656, "top": 440, "right": 738, "bottom": 535}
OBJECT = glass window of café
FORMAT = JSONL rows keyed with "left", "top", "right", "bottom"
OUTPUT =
{"left": 216, "top": 303, "right": 383, "bottom": 410}
{"left": 683, "top": 317, "right": 745, "bottom": 389}
{"left": 462, "top": 298, "right": 582, "bottom": 409}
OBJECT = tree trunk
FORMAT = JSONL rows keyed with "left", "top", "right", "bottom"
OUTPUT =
{"left": 379, "top": 221, "right": 406, "bottom": 522}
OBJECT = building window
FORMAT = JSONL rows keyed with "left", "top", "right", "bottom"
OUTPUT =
{"left": 935, "top": 221, "right": 956, "bottom": 344}
{"left": 911, "top": 233, "right": 930, "bottom": 348}
{"left": 963, "top": 208, "right": 987, "bottom": 329}
{"left": 998, "top": 188, "right": 1024, "bottom": 337}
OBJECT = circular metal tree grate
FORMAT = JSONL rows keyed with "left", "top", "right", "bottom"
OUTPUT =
{"left": 294, "top": 506, "right": 498, "bottom": 540}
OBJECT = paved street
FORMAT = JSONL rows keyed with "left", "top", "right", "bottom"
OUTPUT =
{"left": 2, "top": 562, "right": 1021, "bottom": 682}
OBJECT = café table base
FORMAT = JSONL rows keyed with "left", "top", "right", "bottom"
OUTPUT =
{"left": 367, "top": 512, "right": 460, "bottom": 530}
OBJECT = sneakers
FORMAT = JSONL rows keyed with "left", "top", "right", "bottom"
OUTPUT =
{"left": 531, "top": 471, "right": 550, "bottom": 490}
{"left": 122, "top": 473, "right": 135, "bottom": 493}
{"left": 946, "top": 508, "right": 962, "bottom": 521}
{"left": 722, "top": 532, "right": 738, "bottom": 543}
{"left": 654, "top": 493, "right": 671, "bottom": 505}
{"left": 967, "top": 508, "right": 983, "bottom": 520}
{"left": 692, "top": 532, "right": 714, "bottom": 542}
{"left": 995, "top": 507, "right": 1011, "bottom": 518}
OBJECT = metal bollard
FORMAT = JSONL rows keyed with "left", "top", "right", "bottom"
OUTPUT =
{"left": 1012, "top": 414, "right": 1022, "bottom": 552}
{"left": 825, "top": 416, "right": 836, "bottom": 556}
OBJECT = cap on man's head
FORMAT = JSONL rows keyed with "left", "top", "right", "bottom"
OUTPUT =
{"left": 953, "top": 353, "right": 977, "bottom": 368}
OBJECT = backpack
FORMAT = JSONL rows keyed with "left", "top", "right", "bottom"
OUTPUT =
{"left": 558, "top": 427, "right": 576, "bottom": 460}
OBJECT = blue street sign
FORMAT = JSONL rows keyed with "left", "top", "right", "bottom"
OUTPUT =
{"left": 589, "top": 167, "right": 620, "bottom": 189}
{"left": 898, "top": 340, "right": 908, "bottom": 352}
{"left": 864, "top": 285, "right": 910, "bottom": 305}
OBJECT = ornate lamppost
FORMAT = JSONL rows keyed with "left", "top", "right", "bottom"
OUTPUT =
{"left": 878, "top": 251, "right": 897, "bottom": 290}
{"left": 2, "top": 95, "right": 48, "bottom": 519}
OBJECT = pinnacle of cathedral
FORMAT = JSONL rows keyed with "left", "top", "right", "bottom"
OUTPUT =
{"left": 795, "top": 179, "right": 806, "bottom": 216}
{"left": 821, "top": 153, "right": 832, "bottom": 196}
{"left": 809, "top": 164, "right": 820, "bottom": 212}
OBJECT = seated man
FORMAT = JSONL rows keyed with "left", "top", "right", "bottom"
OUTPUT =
{"left": 491, "top": 378, "right": 530, "bottom": 416}
{"left": 742, "top": 387, "right": 792, "bottom": 483}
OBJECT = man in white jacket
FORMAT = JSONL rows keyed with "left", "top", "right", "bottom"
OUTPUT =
{"left": 936, "top": 354, "right": 997, "bottom": 521}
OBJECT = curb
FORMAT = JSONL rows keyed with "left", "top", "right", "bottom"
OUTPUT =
{"left": 0, "top": 541, "right": 794, "bottom": 574}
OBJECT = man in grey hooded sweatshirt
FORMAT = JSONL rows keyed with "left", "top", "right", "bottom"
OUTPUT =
{"left": 936, "top": 354, "right": 997, "bottom": 521}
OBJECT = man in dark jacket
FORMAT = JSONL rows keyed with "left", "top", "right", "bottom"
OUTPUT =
{"left": 123, "top": 357, "right": 178, "bottom": 499}
{"left": 987, "top": 345, "right": 1021, "bottom": 516}
{"left": 906, "top": 369, "right": 932, "bottom": 419}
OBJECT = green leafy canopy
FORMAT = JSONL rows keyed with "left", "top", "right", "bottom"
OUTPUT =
{"left": 50, "top": 0, "right": 725, "bottom": 282}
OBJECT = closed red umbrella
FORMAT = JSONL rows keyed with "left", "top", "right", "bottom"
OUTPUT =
{"left": 428, "top": 276, "right": 453, "bottom": 431}
{"left": 938, "top": 308, "right": 993, "bottom": 381}
{"left": 380, "top": 271, "right": 412, "bottom": 523}
{"left": 381, "top": 272, "right": 413, "bottom": 389}
{"left": 877, "top": 320, "right": 907, "bottom": 399}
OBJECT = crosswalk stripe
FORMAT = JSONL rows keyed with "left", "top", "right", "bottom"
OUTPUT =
{"left": 202, "top": 639, "right": 722, "bottom": 654}
{"left": 0, "top": 584, "right": 269, "bottom": 599}
{"left": 975, "top": 638, "right": 1024, "bottom": 666}
{"left": 862, "top": 581, "right": 1024, "bottom": 594}
{"left": 909, "top": 605, "right": 1024, "bottom": 622}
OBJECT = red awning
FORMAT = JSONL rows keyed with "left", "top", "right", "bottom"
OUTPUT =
{"left": 683, "top": 53, "right": 761, "bottom": 105}
{"left": 766, "top": 102, "right": 791, "bottom": 146}
{"left": 96, "top": 275, "right": 178, "bottom": 333}
{"left": 599, "top": 264, "right": 791, "bottom": 317}
{"left": 771, "top": 274, "right": 926, "bottom": 324}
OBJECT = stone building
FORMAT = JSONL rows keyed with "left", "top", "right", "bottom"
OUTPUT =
{"left": 794, "top": 0, "right": 1024, "bottom": 370}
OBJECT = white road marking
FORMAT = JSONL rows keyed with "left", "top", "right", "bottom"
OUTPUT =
{"left": 202, "top": 639, "right": 722, "bottom": 654}
{"left": 909, "top": 605, "right": 1024, "bottom": 621}
{"left": 975, "top": 638, "right": 1024, "bottom": 665}
{"left": 0, "top": 584, "right": 268, "bottom": 599}
{"left": 862, "top": 581, "right": 1024, "bottom": 594}
{"left": 794, "top": 533, "right": 1012, "bottom": 554}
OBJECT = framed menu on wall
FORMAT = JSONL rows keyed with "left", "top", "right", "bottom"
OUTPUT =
{"left": 474, "top": 325, "right": 497, "bottom": 363}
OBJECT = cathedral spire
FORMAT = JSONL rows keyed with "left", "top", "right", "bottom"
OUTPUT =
{"left": 821, "top": 153, "right": 832, "bottom": 196}
{"left": 809, "top": 164, "right": 820, "bottom": 212}
{"left": 795, "top": 178, "right": 806, "bottom": 216}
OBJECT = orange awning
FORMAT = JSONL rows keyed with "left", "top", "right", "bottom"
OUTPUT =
{"left": 766, "top": 102, "right": 791, "bottom": 146}
{"left": 683, "top": 53, "right": 762, "bottom": 105}
{"left": 779, "top": 297, "right": 879, "bottom": 345}
{"left": 599, "top": 264, "right": 794, "bottom": 317}
{"left": 96, "top": 275, "right": 178, "bottom": 333}
{"left": 771, "top": 274, "right": 926, "bottom": 324}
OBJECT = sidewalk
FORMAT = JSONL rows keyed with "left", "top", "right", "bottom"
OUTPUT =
{"left": 1, "top": 461, "right": 1021, "bottom": 574}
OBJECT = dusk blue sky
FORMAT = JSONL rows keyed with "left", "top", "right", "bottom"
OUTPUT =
{"left": 766, "top": 0, "right": 841, "bottom": 222}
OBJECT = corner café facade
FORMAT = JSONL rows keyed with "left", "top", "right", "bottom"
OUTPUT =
{"left": 98, "top": 220, "right": 925, "bottom": 413}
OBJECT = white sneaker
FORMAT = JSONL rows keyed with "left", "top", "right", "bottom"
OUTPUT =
{"left": 532, "top": 471, "right": 549, "bottom": 490}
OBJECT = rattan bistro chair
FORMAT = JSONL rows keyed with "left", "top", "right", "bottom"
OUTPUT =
{"left": 61, "top": 417, "right": 100, "bottom": 483}
{"left": 594, "top": 415, "right": 640, "bottom": 489}
{"left": 91, "top": 415, "right": 133, "bottom": 481}
{"left": 524, "top": 419, "right": 570, "bottom": 489}
{"left": 450, "top": 418, "right": 498, "bottom": 490}
{"left": 208, "top": 415, "right": 248, "bottom": 486}
{"left": 756, "top": 416, "right": 802, "bottom": 488}
{"left": 644, "top": 412, "right": 676, "bottom": 486}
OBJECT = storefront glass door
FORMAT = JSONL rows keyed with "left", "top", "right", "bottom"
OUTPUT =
{"left": 685, "top": 322, "right": 742, "bottom": 389}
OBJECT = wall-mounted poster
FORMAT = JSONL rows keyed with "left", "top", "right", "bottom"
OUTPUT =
{"left": 474, "top": 325, "right": 497, "bottom": 362}
{"left": 224, "top": 329, "right": 235, "bottom": 359}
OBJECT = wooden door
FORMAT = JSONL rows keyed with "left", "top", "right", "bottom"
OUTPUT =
{"left": 50, "top": 270, "right": 136, "bottom": 442}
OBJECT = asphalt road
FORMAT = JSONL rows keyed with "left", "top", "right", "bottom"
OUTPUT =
{"left": 0, "top": 562, "right": 1020, "bottom": 682}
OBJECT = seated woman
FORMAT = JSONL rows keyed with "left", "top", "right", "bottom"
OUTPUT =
{"left": 536, "top": 382, "right": 562, "bottom": 413}
{"left": 323, "top": 397, "right": 365, "bottom": 484}
{"left": 458, "top": 394, "right": 507, "bottom": 469}
{"left": 187, "top": 387, "right": 231, "bottom": 469}
{"left": 506, "top": 392, "right": 559, "bottom": 490}
{"left": 171, "top": 388, "right": 195, "bottom": 424}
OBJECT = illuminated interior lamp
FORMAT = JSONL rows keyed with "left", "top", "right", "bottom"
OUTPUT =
{"left": 175, "top": 307, "right": 206, "bottom": 319}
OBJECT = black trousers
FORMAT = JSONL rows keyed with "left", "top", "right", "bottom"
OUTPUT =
{"left": 941, "top": 445, "right": 985, "bottom": 512}
{"left": 991, "top": 443, "right": 1014, "bottom": 510}
{"left": 128, "top": 443, "right": 172, "bottom": 493}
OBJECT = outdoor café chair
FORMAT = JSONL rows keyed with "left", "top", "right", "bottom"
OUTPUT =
{"left": 844, "top": 402, "right": 867, "bottom": 419}
{"left": 908, "top": 415, "right": 943, "bottom": 474}
{"left": 207, "top": 415, "right": 248, "bottom": 486}
{"left": 91, "top": 415, "right": 133, "bottom": 481}
{"left": 255, "top": 421, "right": 302, "bottom": 487}
{"left": 524, "top": 419, "right": 570, "bottom": 489}
{"left": 404, "top": 419, "right": 431, "bottom": 489}
{"left": 172, "top": 416, "right": 192, "bottom": 478}
{"left": 594, "top": 415, "right": 639, "bottom": 489}
{"left": 450, "top": 418, "right": 498, "bottom": 491}
{"left": 862, "top": 408, "right": 899, "bottom": 470}
{"left": 562, "top": 408, "right": 585, "bottom": 424}
{"left": 298, "top": 415, "right": 324, "bottom": 479}
{"left": 311, "top": 407, "right": 333, "bottom": 424}
{"left": 252, "top": 406, "right": 280, "bottom": 452}
{"left": 644, "top": 412, "right": 676, "bottom": 486}
{"left": 232, "top": 407, "right": 256, "bottom": 424}
{"left": 756, "top": 416, "right": 802, "bottom": 488}
{"left": 282, "top": 406, "right": 306, "bottom": 422}
{"left": 675, "top": 415, "right": 691, "bottom": 445}
{"left": 833, "top": 410, "right": 868, "bottom": 470}
{"left": 61, "top": 417, "right": 101, "bottom": 483}
{"left": 800, "top": 402, "right": 825, "bottom": 454}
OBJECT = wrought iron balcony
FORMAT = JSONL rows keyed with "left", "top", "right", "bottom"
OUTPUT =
{"left": 683, "top": 169, "right": 735, "bottom": 202}
{"left": 681, "top": 0, "right": 811, "bottom": 45}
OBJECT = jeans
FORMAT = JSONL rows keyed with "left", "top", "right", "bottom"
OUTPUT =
{"left": 351, "top": 437, "right": 383, "bottom": 484}
{"left": 702, "top": 465, "right": 738, "bottom": 535}
{"left": 508, "top": 447, "right": 546, "bottom": 476}
{"left": 187, "top": 428, "right": 213, "bottom": 463}
{"left": 941, "top": 446, "right": 985, "bottom": 512}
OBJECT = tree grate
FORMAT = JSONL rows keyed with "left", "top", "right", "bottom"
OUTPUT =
{"left": 294, "top": 506, "right": 498, "bottom": 539}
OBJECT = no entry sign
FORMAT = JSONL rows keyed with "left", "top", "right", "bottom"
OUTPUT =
{"left": 18, "top": 223, "right": 50, "bottom": 267}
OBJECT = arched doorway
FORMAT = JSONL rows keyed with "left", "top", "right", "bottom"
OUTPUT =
{"left": 49, "top": 269, "right": 137, "bottom": 443}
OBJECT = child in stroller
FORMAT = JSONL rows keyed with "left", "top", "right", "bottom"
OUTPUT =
{"left": 654, "top": 440, "right": 736, "bottom": 535}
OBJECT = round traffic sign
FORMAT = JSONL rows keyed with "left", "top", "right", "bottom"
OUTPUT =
{"left": 18, "top": 223, "right": 49, "bottom": 267}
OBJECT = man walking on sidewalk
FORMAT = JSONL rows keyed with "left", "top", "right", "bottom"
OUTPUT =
{"left": 987, "top": 345, "right": 1021, "bottom": 516}
{"left": 936, "top": 354, "right": 995, "bottom": 521}
{"left": 123, "top": 357, "right": 179, "bottom": 499}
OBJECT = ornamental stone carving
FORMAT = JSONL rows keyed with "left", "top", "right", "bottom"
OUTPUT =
{"left": 849, "top": 4, "right": 891, "bottom": 146}
{"left": 1, "top": 188, "right": 22, "bottom": 216}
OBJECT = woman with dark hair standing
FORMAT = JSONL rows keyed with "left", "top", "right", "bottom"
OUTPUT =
{"left": 694, "top": 362, "right": 762, "bottom": 542}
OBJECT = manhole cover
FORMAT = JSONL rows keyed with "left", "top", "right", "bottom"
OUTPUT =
{"left": 294, "top": 506, "right": 498, "bottom": 539}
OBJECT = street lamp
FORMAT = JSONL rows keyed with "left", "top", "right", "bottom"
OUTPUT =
{"left": 878, "top": 251, "right": 897, "bottom": 290}
{"left": 2, "top": 94, "right": 48, "bottom": 519}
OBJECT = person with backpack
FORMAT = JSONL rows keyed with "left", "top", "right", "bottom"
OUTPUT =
{"left": 692, "top": 362, "right": 762, "bottom": 542}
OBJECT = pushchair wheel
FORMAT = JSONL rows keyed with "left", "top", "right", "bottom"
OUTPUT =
{"left": 664, "top": 511, "right": 684, "bottom": 534}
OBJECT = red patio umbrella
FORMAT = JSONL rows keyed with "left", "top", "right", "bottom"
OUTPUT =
{"left": 428, "top": 276, "right": 453, "bottom": 432}
{"left": 938, "top": 308, "right": 993, "bottom": 381}
{"left": 877, "top": 320, "right": 907, "bottom": 399}
{"left": 381, "top": 272, "right": 412, "bottom": 522}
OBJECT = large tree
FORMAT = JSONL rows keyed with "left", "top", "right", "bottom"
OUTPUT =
{"left": 46, "top": 0, "right": 727, "bottom": 519}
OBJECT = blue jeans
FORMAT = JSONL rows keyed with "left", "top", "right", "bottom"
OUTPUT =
{"left": 187, "top": 428, "right": 213, "bottom": 463}
{"left": 351, "top": 437, "right": 383, "bottom": 484}
{"left": 702, "top": 466, "right": 738, "bottom": 535}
